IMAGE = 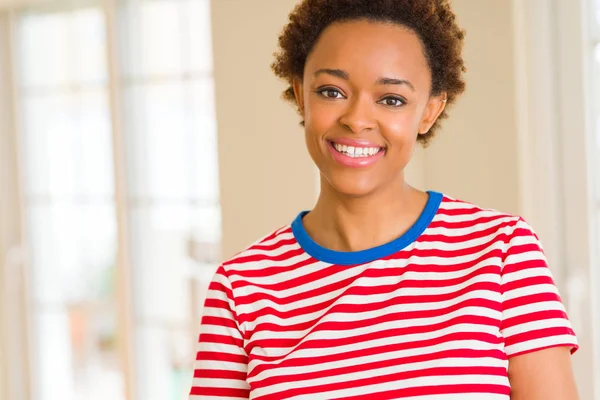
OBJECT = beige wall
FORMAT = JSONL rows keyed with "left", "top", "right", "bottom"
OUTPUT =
{"left": 424, "top": 0, "right": 520, "bottom": 215}
{"left": 211, "top": 0, "right": 317, "bottom": 259}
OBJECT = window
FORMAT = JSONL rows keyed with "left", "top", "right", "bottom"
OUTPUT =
{"left": 11, "top": 1, "right": 219, "bottom": 399}
{"left": 17, "top": 7, "right": 123, "bottom": 400}
{"left": 117, "top": 1, "right": 220, "bottom": 399}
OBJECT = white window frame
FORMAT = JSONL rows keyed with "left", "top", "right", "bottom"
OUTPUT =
{"left": 0, "top": 9, "right": 32, "bottom": 400}
{"left": 0, "top": 1, "right": 138, "bottom": 399}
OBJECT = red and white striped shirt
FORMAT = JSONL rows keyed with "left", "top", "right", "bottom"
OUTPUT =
{"left": 189, "top": 192, "right": 578, "bottom": 399}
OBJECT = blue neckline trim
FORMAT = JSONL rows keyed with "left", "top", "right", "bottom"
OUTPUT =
{"left": 291, "top": 191, "right": 443, "bottom": 265}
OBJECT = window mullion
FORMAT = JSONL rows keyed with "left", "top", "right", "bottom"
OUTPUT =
{"left": 102, "top": 0, "right": 137, "bottom": 399}
{"left": 5, "top": 9, "right": 35, "bottom": 400}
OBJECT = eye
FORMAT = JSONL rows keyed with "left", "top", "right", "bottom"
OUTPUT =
{"left": 317, "top": 88, "right": 345, "bottom": 99}
{"left": 378, "top": 96, "right": 405, "bottom": 108}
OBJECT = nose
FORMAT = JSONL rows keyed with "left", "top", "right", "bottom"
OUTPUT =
{"left": 338, "top": 95, "right": 376, "bottom": 134}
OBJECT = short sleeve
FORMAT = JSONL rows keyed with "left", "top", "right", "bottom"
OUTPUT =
{"left": 500, "top": 218, "right": 578, "bottom": 358}
{"left": 189, "top": 266, "right": 250, "bottom": 399}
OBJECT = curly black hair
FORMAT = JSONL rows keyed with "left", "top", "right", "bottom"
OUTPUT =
{"left": 271, "top": 0, "right": 467, "bottom": 146}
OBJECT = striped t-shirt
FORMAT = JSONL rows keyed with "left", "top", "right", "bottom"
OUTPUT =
{"left": 189, "top": 191, "right": 578, "bottom": 399}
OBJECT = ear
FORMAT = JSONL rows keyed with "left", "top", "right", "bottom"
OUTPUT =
{"left": 292, "top": 77, "right": 305, "bottom": 115}
{"left": 418, "top": 93, "right": 447, "bottom": 135}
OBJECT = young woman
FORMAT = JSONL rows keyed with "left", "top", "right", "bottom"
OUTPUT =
{"left": 190, "top": 1, "right": 579, "bottom": 399}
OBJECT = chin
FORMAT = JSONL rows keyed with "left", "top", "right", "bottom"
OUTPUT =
{"left": 323, "top": 173, "right": 380, "bottom": 198}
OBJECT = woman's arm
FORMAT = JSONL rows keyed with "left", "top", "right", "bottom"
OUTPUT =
{"left": 189, "top": 266, "right": 250, "bottom": 399}
{"left": 508, "top": 346, "right": 578, "bottom": 400}
{"left": 500, "top": 218, "right": 579, "bottom": 399}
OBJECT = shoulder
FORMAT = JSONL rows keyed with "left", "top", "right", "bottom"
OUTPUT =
{"left": 219, "top": 224, "right": 300, "bottom": 275}
{"left": 434, "top": 193, "right": 530, "bottom": 235}
{"left": 430, "top": 193, "right": 543, "bottom": 254}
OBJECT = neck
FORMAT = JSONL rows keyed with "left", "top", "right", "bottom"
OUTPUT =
{"left": 302, "top": 176, "right": 429, "bottom": 252}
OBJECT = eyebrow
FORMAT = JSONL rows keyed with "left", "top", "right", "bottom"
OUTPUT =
{"left": 314, "top": 68, "right": 416, "bottom": 92}
{"left": 314, "top": 68, "right": 349, "bottom": 80}
{"left": 376, "top": 77, "right": 416, "bottom": 92}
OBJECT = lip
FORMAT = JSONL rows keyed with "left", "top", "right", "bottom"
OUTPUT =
{"left": 327, "top": 140, "right": 385, "bottom": 168}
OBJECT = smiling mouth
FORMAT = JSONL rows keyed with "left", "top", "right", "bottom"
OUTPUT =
{"left": 328, "top": 141, "right": 385, "bottom": 158}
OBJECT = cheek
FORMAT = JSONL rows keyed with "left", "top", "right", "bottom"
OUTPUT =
{"left": 303, "top": 107, "right": 331, "bottom": 163}
{"left": 379, "top": 111, "right": 421, "bottom": 143}
{"left": 305, "top": 99, "right": 343, "bottom": 132}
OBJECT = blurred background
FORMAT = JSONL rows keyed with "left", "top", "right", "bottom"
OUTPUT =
{"left": 0, "top": 0, "right": 598, "bottom": 399}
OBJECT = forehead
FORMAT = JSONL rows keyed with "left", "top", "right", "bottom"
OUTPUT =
{"left": 305, "top": 20, "right": 430, "bottom": 87}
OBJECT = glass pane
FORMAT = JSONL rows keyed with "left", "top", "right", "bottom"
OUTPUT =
{"left": 19, "top": 12, "right": 71, "bottom": 87}
{"left": 125, "top": 82, "right": 192, "bottom": 199}
{"left": 145, "top": 83, "right": 190, "bottom": 199}
{"left": 79, "top": 90, "right": 115, "bottom": 197}
{"left": 72, "top": 9, "right": 108, "bottom": 84}
{"left": 129, "top": 205, "right": 194, "bottom": 324}
{"left": 19, "top": 8, "right": 107, "bottom": 87}
{"left": 134, "top": 326, "right": 194, "bottom": 400}
{"left": 126, "top": 78, "right": 220, "bottom": 202}
{"left": 186, "top": 0, "right": 213, "bottom": 72}
{"left": 34, "top": 309, "right": 76, "bottom": 400}
{"left": 190, "top": 79, "right": 219, "bottom": 201}
{"left": 140, "top": 0, "right": 184, "bottom": 76}
{"left": 22, "top": 93, "right": 77, "bottom": 197}
{"left": 190, "top": 77, "right": 216, "bottom": 119}
{"left": 34, "top": 307, "right": 123, "bottom": 400}
{"left": 128, "top": 204, "right": 219, "bottom": 400}
{"left": 28, "top": 203, "right": 123, "bottom": 400}
{"left": 22, "top": 90, "right": 114, "bottom": 198}
{"left": 21, "top": 94, "right": 53, "bottom": 197}
{"left": 131, "top": 206, "right": 221, "bottom": 318}
{"left": 191, "top": 205, "right": 221, "bottom": 247}
{"left": 28, "top": 203, "right": 118, "bottom": 304}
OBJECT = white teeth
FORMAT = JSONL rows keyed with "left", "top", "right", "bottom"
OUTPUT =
{"left": 331, "top": 142, "right": 382, "bottom": 158}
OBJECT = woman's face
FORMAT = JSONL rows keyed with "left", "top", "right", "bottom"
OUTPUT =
{"left": 294, "top": 20, "right": 446, "bottom": 197}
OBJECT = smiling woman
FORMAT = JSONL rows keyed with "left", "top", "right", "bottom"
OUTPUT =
{"left": 189, "top": 1, "right": 580, "bottom": 399}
